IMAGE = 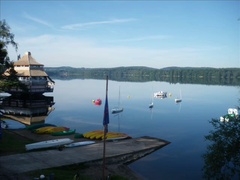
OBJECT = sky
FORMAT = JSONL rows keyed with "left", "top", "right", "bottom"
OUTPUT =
{"left": 1, "top": 1, "right": 240, "bottom": 69}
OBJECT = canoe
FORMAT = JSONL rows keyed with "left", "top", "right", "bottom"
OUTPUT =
{"left": 26, "top": 123, "right": 56, "bottom": 131}
{"left": 51, "top": 129, "right": 76, "bottom": 136}
{"left": 1, "top": 120, "right": 26, "bottom": 129}
{"left": 26, "top": 138, "right": 74, "bottom": 151}
{"left": 64, "top": 141, "right": 95, "bottom": 148}
{"left": 34, "top": 127, "right": 70, "bottom": 134}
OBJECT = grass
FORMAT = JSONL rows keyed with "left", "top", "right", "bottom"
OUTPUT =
{"left": 25, "top": 164, "right": 92, "bottom": 180}
{"left": 0, "top": 129, "right": 35, "bottom": 156}
{"left": 0, "top": 130, "right": 130, "bottom": 180}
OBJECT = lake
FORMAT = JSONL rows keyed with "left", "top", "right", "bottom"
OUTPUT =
{"left": 3, "top": 79, "right": 240, "bottom": 180}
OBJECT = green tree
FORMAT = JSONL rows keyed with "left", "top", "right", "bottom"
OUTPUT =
{"left": 202, "top": 116, "right": 240, "bottom": 180}
{"left": 0, "top": 19, "right": 27, "bottom": 91}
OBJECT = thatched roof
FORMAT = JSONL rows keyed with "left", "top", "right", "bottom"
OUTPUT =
{"left": 14, "top": 52, "right": 44, "bottom": 66}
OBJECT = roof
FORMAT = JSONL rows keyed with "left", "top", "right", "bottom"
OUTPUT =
{"left": 4, "top": 69, "right": 48, "bottom": 77}
{"left": 14, "top": 52, "right": 44, "bottom": 66}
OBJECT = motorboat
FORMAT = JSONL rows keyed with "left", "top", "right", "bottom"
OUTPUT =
{"left": 154, "top": 91, "right": 167, "bottom": 97}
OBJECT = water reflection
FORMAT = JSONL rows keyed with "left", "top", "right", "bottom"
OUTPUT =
{"left": 202, "top": 114, "right": 240, "bottom": 179}
{"left": 0, "top": 95, "right": 55, "bottom": 125}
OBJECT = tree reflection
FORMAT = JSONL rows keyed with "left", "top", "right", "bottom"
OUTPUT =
{"left": 202, "top": 114, "right": 240, "bottom": 180}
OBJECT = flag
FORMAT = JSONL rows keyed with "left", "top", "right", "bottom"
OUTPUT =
{"left": 103, "top": 94, "right": 109, "bottom": 133}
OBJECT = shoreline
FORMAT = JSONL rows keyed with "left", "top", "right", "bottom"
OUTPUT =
{"left": 1, "top": 129, "right": 156, "bottom": 179}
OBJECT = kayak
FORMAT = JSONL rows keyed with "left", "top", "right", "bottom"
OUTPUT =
{"left": 51, "top": 129, "right": 76, "bottom": 136}
{"left": 74, "top": 134, "right": 84, "bottom": 138}
{"left": 64, "top": 141, "right": 95, "bottom": 148}
{"left": 26, "top": 123, "right": 56, "bottom": 131}
{"left": 83, "top": 130, "right": 131, "bottom": 140}
{"left": 26, "top": 138, "right": 74, "bottom": 151}
{"left": 34, "top": 127, "right": 70, "bottom": 134}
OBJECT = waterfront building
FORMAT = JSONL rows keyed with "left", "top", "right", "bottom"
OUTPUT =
{"left": 3, "top": 52, "right": 55, "bottom": 95}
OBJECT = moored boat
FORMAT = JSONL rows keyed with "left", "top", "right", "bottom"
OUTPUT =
{"left": 154, "top": 91, "right": 167, "bottom": 97}
{"left": 112, "top": 107, "right": 123, "bottom": 114}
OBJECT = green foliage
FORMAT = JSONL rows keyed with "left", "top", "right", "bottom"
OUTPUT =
{"left": 0, "top": 19, "right": 27, "bottom": 91}
{"left": 202, "top": 117, "right": 240, "bottom": 179}
{"left": 45, "top": 67, "right": 240, "bottom": 86}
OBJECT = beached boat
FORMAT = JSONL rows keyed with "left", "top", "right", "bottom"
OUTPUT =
{"left": 83, "top": 130, "right": 131, "bottom": 140}
{"left": 25, "top": 138, "right": 74, "bottom": 151}
{"left": 64, "top": 141, "right": 95, "bottom": 148}
{"left": 51, "top": 129, "right": 76, "bottom": 136}
{"left": 34, "top": 127, "right": 70, "bottom": 134}
{"left": 26, "top": 123, "right": 56, "bottom": 131}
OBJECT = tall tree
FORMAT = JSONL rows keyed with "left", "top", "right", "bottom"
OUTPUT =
{"left": 0, "top": 19, "right": 27, "bottom": 91}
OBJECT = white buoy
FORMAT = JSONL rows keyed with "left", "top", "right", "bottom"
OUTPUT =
{"left": 225, "top": 118, "right": 229, "bottom": 122}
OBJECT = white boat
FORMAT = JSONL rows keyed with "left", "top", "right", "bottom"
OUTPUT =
{"left": 149, "top": 88, "right": 154, "bottom": 108}
{"left": 149, "top": 102, "right": 154, "bottom": 108}
{"left": 64, "top": 141, "right": 95, "bottom": 148}
{"left": 175, "top": 90, "right": 182, "bottom": 103}
{"left": 112, "top": 107, "right": 123, "bottom": 114}
{"left": 228, "top": 108, "right": 238, "bottom": 116}
{"left": 154, "top": 91, "right": 167, "bottom": 97}
{"left": 111, "top": 86, "right": 123, "bottom": 114}
{"left": 25, "top": 138, "right": 74, "bottom": 151}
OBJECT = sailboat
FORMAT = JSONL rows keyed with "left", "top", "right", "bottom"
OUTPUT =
{"left": 175, "top": 90, "right": 182, "bottom": 103}
{"left": 149, "top": 88, "right": 154, "bottom": 108}
{"left": 112, "top": 86, "right": 123, "bottom": 114}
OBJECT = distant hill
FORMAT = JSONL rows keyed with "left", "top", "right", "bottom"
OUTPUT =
{"left": 45, "top": 66, "right": 220, "bottom": 71}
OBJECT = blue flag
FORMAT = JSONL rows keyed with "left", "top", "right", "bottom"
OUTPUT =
{"left": 103, "top": 94, "right": 109, "bottom": 132}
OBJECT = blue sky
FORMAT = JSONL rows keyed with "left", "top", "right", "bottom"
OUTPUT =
{"left": 1, "top": 1, "right": 240, "bottom": 68}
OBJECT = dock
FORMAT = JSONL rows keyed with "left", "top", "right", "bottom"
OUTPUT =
{"left": 0, "top": 134, "right": 170, "bottom": 174}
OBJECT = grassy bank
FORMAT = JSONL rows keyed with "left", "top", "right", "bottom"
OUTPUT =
{"left": 0, "top": 130, "right": 130, "bottom": 180}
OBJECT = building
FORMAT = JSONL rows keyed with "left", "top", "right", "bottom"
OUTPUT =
{"left": 3, "top": 52, "right": 55, "bottom": 95}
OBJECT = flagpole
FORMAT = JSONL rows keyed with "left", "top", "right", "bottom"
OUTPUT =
{"left": 103, "top": 76, "right": 108, "bottom": 179}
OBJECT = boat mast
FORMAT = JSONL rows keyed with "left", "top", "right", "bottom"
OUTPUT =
{"left": 102, "top": 76, "right": 108, "bottom": 179}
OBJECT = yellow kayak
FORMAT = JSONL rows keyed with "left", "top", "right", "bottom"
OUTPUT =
{"left": 34, "top": 126, "right": 56, "bottom": 134}
{"left": 84, "top": 130, "right": 103, "bottom": 138}
{"left": 34, "top": 127, "right": 69, "bottom": 134}
{"left": 89, "top": 131, "right": 105, "bottom": 139}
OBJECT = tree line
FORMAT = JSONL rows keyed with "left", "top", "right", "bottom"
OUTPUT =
{"left": 45, "top": 66, "right": 240, "bottom": 86}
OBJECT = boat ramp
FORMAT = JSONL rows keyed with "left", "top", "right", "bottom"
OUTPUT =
{"left": 0, "top": 130, "right": 170, "bottom": 174}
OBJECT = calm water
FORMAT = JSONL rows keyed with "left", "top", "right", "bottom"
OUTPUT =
{"left": 8, "top": 79, "right": 240, "bottom": 179}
